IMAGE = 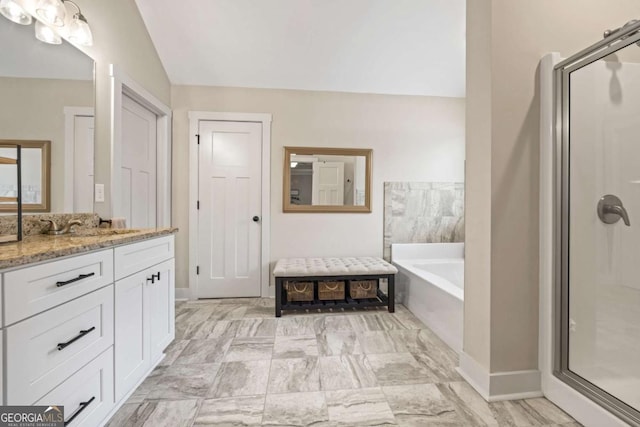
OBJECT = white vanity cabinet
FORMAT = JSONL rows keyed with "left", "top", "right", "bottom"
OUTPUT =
{"left": 0, "top": 232, "right": 176, "bottom": 426}
{"left": 114, "top": 236, "right": 175, "bottom": 402}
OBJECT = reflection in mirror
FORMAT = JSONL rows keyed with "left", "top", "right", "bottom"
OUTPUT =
{"left": 0, "top": 140, "right": 51, "bottom": 212}
{"left": 283, "top": 147, "right": 372, "bottom": 213}
{"left": 0, "top": 14, "right": 94, "bottom": 213}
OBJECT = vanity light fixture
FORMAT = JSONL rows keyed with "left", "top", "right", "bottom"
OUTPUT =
{"left": 34, "top": 19, "right": 61, "bottom": 44}
{"left": 35, "top": 0, "right": 66, "bottom": 27}
{"left": 0, "top": 0, "right": 93, "bottom": 46}
{"left": 0, "top": 0, "right": 32, "bottom": 25}
{"left": 66, "top": 1, "right": 92, "bottom": 46}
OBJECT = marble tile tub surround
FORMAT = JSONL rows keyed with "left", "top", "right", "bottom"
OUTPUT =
{"left": 0, "top": 212, "right": 100, "bottom": 236}
{"left": 383, "top": 182, "right": 464, "bottom": 260}
{"left": 108, "top": 298, "right": 580, "bottom": 426}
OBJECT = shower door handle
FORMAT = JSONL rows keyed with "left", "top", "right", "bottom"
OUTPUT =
{"left": 597, "top": 194, "right": 631, "bottom": 226}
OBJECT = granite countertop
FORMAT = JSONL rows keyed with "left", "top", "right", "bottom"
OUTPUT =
{"left": 0, "top": 227, "right": 178, "bottom": 270}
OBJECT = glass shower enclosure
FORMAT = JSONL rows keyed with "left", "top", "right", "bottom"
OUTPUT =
{"left": 554, "top": 20, "right": 640, "bottom": 426}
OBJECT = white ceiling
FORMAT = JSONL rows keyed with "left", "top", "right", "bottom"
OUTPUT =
{"left": 135, "top": 0, "right": 465, "bottom": 97}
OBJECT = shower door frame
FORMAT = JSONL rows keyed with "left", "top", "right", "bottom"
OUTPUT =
{"left": 554, "top": 20, "right": 640, "bottom": 427}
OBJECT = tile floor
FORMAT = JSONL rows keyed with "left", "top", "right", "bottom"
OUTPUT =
{"left": 108, "top": 298, "right": 581, "bottom": 426}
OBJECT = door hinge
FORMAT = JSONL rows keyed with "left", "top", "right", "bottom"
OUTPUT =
{"left": 196, "top": 134, "right": 200, "bottom": 145}
{"left": 196, "top": 266, "right": 200, "bottom": 275}
{"left": 197, "top": 200, "right": 200, "bottom": 210}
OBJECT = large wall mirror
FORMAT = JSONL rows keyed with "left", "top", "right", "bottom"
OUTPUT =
{"left": 0, "top": 15, "right": 95, "bottom": 214}
{"left": 283, "top": 147, "right": 372, "bottom": 213}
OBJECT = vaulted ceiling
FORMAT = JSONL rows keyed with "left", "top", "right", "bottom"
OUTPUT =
{"left": 135, "top": 0, "right": 466, "bottom": 97}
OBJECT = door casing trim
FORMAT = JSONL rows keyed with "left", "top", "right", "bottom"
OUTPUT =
{"left": 110, "top": 65, "right": 172, "bottom": 227}
{"left": 63, "top": 106, "right": 95, "bottom": 212}
{"left": 188, "top": 111, "right": 272, "bottom": 299}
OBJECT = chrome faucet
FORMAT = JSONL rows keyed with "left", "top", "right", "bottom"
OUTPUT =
{"left": 40, "top": 219, "right": 83, "bottom": 235}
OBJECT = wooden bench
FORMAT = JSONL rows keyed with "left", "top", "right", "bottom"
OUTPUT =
{"left": 273, "top": 257, "right": 398, "bottom": 317}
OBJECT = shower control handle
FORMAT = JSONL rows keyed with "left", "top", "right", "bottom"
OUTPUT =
{"left": 603, "top": 204, "right": 630, "bottom": 226}
{"left": 597, "top": 194, "right": 630, "bottom": 226}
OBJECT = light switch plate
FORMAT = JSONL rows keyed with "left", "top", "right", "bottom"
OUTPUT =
{"left": 95, "top": 183, "right": 105, "bottom": 202}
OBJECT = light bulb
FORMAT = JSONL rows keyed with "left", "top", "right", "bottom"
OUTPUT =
{"left": 0, "top": 0, "right": 32, "bottom": 25}
{"left": 67, "top": 12, "right": 92, "bottom": 46}
{"left": 35, "top": 19, "right": 62, "bottom": 44}
{"left": 36, "top": 0, "right": 66, "bottom": 27}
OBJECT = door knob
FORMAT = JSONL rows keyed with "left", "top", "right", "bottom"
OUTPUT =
{"left": 597, "top": 194, "right": 631, "bottom": 226}
{"left": 252, "top": 216, "right": 260, "bottom": 222}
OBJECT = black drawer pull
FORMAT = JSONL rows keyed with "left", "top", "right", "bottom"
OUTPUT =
{"left": 153, "top": 271, "right": 161, "bottom": 281}
{"left": 64, "top": 396, "right": 95, "bottom": 425}
{"left": 57, "top": 326, "right": 96, "bottom": 351}
{"left": 56, "top": 272, "right": 95, "bottom": 287}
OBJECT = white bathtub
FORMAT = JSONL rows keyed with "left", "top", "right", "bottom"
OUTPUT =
{"left": 391, "top": 243, "right": 464, "bottom": 353}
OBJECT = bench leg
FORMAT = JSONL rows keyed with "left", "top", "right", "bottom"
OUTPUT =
{"left": 275, "top": 277, "right": 283, "bottom": 317}
{"left": 387, "top": 275, "right": 395, "bottom": 313}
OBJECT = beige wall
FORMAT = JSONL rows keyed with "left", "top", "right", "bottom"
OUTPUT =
{"left": 463, "top": 0, "right": 492, "bottom": 371}
{"left": 0, "top": 77, "right": 93, "bottom": 212}
{"left": 171, "top": 86, "right": 465, "bottom": 289}
{"left": 465, "top": 0, "right": 640, "bottom": 374}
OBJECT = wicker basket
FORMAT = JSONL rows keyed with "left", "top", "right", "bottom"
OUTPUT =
{"left": 318, "top": 280, "right": 345, "bottom": 300}
{"left": 349, "top": 279, "right": 378, "bottom": 299}
{"left": 284, "top": 281, "right": 314, "bottom": 302}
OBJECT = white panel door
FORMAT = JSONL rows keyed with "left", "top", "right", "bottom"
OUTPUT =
{"left": 197, "top": 121, "right": 262, "bottom": 298}
{"left": 121, "top": 95, "right": 157, "bottom": 228}
{"left": 73, "top": 115, "right": 94, "bottom": 212}
{"left": 312, "top": 161, "right": 344, "bottom": 205}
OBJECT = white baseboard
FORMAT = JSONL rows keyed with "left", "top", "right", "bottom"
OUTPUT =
{"left": 457, "top": 352, "right": 491, "bottom": 398}
{"left": 458, "top": 352, "right": 543, "bottom": 402}
{"left": 175, "top": 287, "right": 191, "bottom": 300}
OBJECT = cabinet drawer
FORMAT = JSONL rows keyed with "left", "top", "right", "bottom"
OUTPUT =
{"left": 115, "top": 235, "right": 174, "bottom": 280}
{"left": 6, "top": 286, "right": 114, "bottom": 405}
{"left": 4, "top": 249, "right": 113, "bottom": 325}
{"left": 36, "top": 349, "right": 114, "bottom": 427}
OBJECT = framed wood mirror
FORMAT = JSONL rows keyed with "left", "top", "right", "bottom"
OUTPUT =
{"left": 0, "top": 140, "right": 51, "bottom": 212}
{"left": 283, "top": 146, "right": 372, "bottom": 213}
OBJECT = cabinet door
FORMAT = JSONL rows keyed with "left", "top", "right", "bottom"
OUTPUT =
{"left": 114, "top": 270, "right": 150, "bottom": 402}
{"left": 149, "top": 258, "right": 175, "bottom": 362}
